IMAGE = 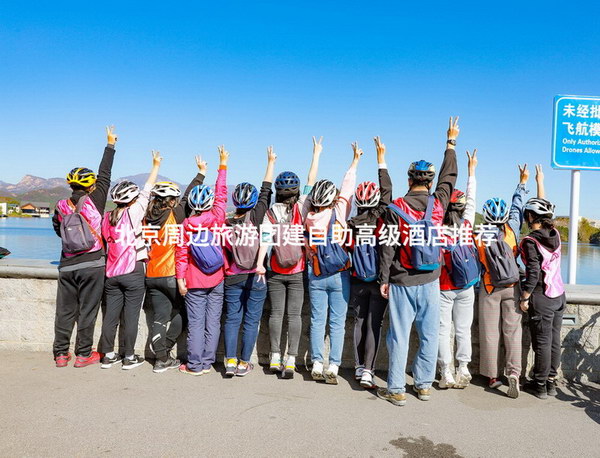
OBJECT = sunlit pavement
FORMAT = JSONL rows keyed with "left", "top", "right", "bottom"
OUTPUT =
{"left": 1, "top": 351, "right": 598, "bottom": 457}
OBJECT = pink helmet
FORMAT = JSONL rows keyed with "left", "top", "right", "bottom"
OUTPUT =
{"left": 355, "top": 181, "right": 381, "bottom": 208}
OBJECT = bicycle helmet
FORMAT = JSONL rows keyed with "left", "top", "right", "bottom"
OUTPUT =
{"left": 524, "top": 197, "right": 555, "bottom": 219}
{"left": 66, "top": 167, "right": 97, "bottom": 188}
{"left": 188, "top": 184, "right": 215, "bottom": 212}
{"left": 408, "top": 160, "right": 436, "bottom": 183}
{"left": 110, "top": 181, "right": 140, "bottom": 204}
{"left": 449, "top": 189, "right": 466, "bottom": 212}
{"left": 482, "top": 198, "right": 509, "bottom": 224}
{"left": 355, "top": 181, "right": 381, "bottom": 208}
{"left": 232, "top": 182, "right": 258, "bottom": 209}
{"left": 151, "top": 181, "right": 181, "bottom": 198}
{"left": 275, "top": 171, "right": 300, "bottom": 192}
{"left": 310, "top": 179, "right": 338, "bottom": 207}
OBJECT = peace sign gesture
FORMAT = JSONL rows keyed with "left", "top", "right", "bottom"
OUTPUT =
{"left": 447, "top": 116, "right": 460, "bottom": 140}
{"left": 518, "top": 163, "right": 529, "bottom": 184}
{"left": 196, "top": 155, "right": 207, "bottom": 175}
{"left": 351, "top": 141, "right": 364, "bottom": 162}
{"left": 466, "top": 149, "right": 478, "bottom": 176}
{"left": 374, "top": 136, "right": 386, "bottom": 163}
{"left": 106, "top": 125, "right": 118, "bottom": 145}
{"left": 267, "top": 145, "right": 277, "bottom": 163}
{"left": 218, "top": 145, "right": 230, "bottom": 166}
{"left": 312, "top": 136, "right": 323, "bottom": 156}
{"left": 151, "top": 150, "right": 163, "bottom": 167}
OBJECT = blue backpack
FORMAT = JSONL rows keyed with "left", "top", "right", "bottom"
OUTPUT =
{"left": 189, "top": 228, "right": 224, "bottom": 274}
{"left": 447, "top": 241, "right": 480, "bottom": 289}
{"left": 315, "top": 210, "right": 350, "bottom": 276}
{"left": 352, "top": 238, "right": 379, "bottom": 282}
{"left": 388, "top": 195, "right": 442, "bottom": 271}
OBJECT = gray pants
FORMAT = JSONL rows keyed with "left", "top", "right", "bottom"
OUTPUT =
{"left": 438, "top": 287, "right": 475, "bottom": 367}
{"left": 267, "top": 272, "right": 304, "bottom": 356}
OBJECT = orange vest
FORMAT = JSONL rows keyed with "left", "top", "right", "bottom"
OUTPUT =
{"left": 476, "top": 223, "right": 518, "bottom": 294}
{"left": 146, "top": 211, "right": 177, "bottom": 278}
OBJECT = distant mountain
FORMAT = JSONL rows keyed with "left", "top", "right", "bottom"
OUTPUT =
{"left": 0, "top": 175, "right": 68, "bottom": 196}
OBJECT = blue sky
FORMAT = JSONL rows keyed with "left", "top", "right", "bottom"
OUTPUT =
{"left": 1, "top": 1, "right": 600, "bottom": 218}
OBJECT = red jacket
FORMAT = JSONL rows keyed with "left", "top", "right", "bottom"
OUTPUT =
{"left": 175, "top": 167, "right": 227, "bottom": 289}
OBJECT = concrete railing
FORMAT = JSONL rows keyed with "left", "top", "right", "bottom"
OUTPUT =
{"left": 0, "top": 258, "right": 598, "bottom": 383}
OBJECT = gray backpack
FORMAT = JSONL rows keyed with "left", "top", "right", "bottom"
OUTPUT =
{"left": 266, "top": 207, "right": 303, "bottom": 269}
{"left": 57, "top": 196, "right": 98, "bottom": 255}
{"left": 484, "top": 230, "right": 520, "bottom": 287}
{"left": 230, "top": 212, "right": 260, "bottom": 270}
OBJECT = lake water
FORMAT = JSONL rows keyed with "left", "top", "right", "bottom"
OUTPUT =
{"left": 0, "top": 217, "right": 599, "bottom": 285}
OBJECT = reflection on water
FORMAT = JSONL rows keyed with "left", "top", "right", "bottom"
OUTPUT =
{"left": 0, "top": 218, "right": 599, "bottom": 285}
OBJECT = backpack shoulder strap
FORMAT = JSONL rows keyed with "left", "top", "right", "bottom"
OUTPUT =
{"left": 74, "top": 195, "right": 89, "bottom": 214}
{"left": 266, "top": 208, "right": 277, "bottom": 225}
{"left": 388, "top": 202, "right": 416, "bottom": 225}
{"left": 424, "top": 195, "right": 435, "bottom": 220}
{"left": 327, "top": 209, "right": 337, "bottom": 237}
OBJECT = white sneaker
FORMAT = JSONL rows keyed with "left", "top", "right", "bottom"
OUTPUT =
{"left": 311, "top": 361, "right": 325, "bottom": 381}
{"left": 360, "top": 369, "right": 376, "bottom": 389}
{"left": 282, "top": 355, "right": 295, "bottom": 379}
{"left": 269, "top": 353, "right": 282, "bottom": 373}
{"left": 455, "top": 364, "right": 472, "bottom": 389}
{"left": 354, "top": 365, "right": 365, "bottom": 381}
{"left": 325, "top": 364, "right": 339, "bottom": 385}
{"left": 438, "top": 366, "right": 456, "bottom": 389}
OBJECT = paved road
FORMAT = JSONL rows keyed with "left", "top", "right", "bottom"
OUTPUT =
{"left": 1, "top": 351, "right": 598, "bottom": 457}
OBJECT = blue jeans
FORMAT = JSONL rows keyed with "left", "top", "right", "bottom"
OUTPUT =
{"left": 387, "top": 280, "right": 440, "bottom": 393}
{"left": 308, "top": 267, "right": 351, "bottom": 365}
{"left": 224, "top": 274, "right": 268, "bottom": 362}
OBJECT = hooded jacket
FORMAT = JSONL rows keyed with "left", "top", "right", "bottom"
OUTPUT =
{"left": 521, "top": 227, "right": 562, "bottom": 295}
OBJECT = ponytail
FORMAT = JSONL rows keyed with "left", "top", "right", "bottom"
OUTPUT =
{"left": 109, "top": 204, "right": 127, "bottom": 226}
{"left": 539, "top": 217, "right": 555, "bottom": 231}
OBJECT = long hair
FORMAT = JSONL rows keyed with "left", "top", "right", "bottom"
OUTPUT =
{"left": 275, "top": 190, "right": 300, "bottom": 213}
{"left": 444, "top": 206, "right": 465, "bottom": 227}
{"left": 109, "top": 204, "right": 128, "bottom": 226}
{"left": 146, "top": 196, "right": 177, "bottom": 217}
{"left": 526, "top": 210, "right": 555, "bottom": 231}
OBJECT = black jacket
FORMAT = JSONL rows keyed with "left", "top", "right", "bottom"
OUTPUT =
{"left": 379, "top": 148, "right": 458, "bottom": 287}
{"left": 521, "top": 227, "right": 561, "bottom": 295}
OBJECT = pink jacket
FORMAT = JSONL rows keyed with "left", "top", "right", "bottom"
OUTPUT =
{"left": 175, "top": 167, "right": 228, "bottom": 289}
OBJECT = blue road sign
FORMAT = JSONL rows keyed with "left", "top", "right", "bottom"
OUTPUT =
{"left": 552, "top": 95, "right": 600, "bottom": 170}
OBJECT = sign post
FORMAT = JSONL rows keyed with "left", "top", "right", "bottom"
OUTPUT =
{"left": 552, "top": 95, "right": 600, "bottom": 284}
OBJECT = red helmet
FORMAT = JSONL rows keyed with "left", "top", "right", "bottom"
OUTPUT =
{"left": 450, "top": 189, "right": 466, "bottom": 211}
{"left": 355, "top": 181, "right": 381, "bottom": 208}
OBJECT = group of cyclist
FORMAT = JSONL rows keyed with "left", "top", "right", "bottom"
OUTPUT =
{"left": 51, "top": 119, "right": 566, "bottom": 403}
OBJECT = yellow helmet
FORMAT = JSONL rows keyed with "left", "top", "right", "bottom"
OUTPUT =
{"left": 66, "top": 167, "right": 97, "bottom": 187}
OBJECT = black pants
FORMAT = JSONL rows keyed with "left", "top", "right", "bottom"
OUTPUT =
{"left": 54, "top": 265, "right": 105, "bottom": 357}
{"left": 146, "top": 276, "right": 183, "bottom": 361}
{"left": 350, "top": 279, "right": 388, "bottom": 371}
{"left": 267, "top": 272, "right": 305, "bottom": 356}
{"left": 528, "top": 292, "right": 565, "bottom": 383}
{"left": 99, "top": 262, "right": 146, "bottom": 357}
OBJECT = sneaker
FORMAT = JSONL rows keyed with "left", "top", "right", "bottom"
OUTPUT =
{"left": 202, "top": 366, "right": 213, "bottom": 375}
{"left": 269, "top": 353, "right": 283, "bottom": 373}
{"left": 488, "top": 377, "right": 503, "bottom": 389}
{"left": 122, "top": 355, "right": 145, "bottom": 370}
{"left": 311, "top": 361, "right": 325, "bottom": 381}
{"left": 360, "top": 369, "right": 376, "bottom": 389}
{"left": 454, "top": 364, "right": 472, "bottom": 389}
{"left": 282, "top": 356, "right": 295, "bottom": 379}
{"left": 54, "top": 353, "right": 71, "bottom": 368}
{"left": 438, "top": 367, "right": 456, "bottom": 389}
{"left": 413, "top": 385, "right": 431, "bottom": 401}
{"left": 355, "top": 365, "right": 365, "bottom": 381}
{"left": 74, "top": 351, "right": 101, "bottom": 368}
{"left": 100, "top": 354, "right": 123, "bottom": 369}
{"left": 507, "top": 373, "right": 520, "bottom": 399}
{"left": 525, "top": 380, "right": 548, "bottom": 399}
{"left": 236, "top": 361, "right": 254, "bottom": 377}
{"left": 324, "top": 364, "right": 339, "bottom": 385}
{"left": 153, "top": 356, "right": 180, "bottom": 374}
{"left": 179, "top": 364, "right": 203, "bottom": 376}
{"left": 546, "top": 379, "right": 557, "bottom": 397}
{"left": 377, "top": 388, "right": 407, "bottom": 406}
{"left": 225, "top": 358, "right": 238, "bottom": 377}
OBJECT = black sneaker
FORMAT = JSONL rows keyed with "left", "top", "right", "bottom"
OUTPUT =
{"left": 100, "top": 354, "right": 123, "bottom": 369}
{"left": 153, "top": 356, "right": 180, "bottom": 374}
{"left": 122, "top": 355, "right": 145, "bottom": 370}
{"left": 525, "top": 380, "right": 548, "bottom": 399}
{"left": 546, "top": 379, "right": 558, "bottom": 397}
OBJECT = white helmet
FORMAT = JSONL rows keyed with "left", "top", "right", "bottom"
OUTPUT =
{"left": 151, "top": 181, "right": 181, "bottom": 198}
{"left": 311, "top": 179, "right": 338, "bottom": 207}
{"left": 524, "top": 198, "right": 555, "bottom": 218}
{"left": 110, "top": 181, "right": 140, "bottom": 204}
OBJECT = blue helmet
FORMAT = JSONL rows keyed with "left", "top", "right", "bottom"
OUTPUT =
{"left": 275, "top": 171, "right": 300, "bottom": 191}
{"left": 408, "top": 160, "right": 436, "bottom": 183}
{"left": 482, "top": 198, "right": 509, "bottom": 224}
{"left": 232, "top": 182, "right": 258, "bottom": 209}
{"left": 188, "top": 184, "right": 215, "bottom": 212}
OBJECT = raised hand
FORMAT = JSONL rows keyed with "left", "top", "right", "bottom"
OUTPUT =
{"left": 467, "top": 149, "right": 478, "bottom": 176}
{"left": 447, "top": 116, "right": 460, "bottom": 140}
{"left": 374, "top": 136, "right": 386, "bottom": 163}
{"left": 218, "top": 145, "right": 229, "bottom": 166}
{"left": 518, "top": 163, "right": 529, "bottom": 184}
{"left": 535, "top": 164, "right": 544, "bottom": 183}
{"left": 267, "top": 145, "right": 277, "bottom": 163}
{"left": 152, "top": 150, "right": 163, "bottom": 167}
{"left": 196, "top": 155, "right": 207, "bottom": 175}
{"left": 351, "top": 141, "right": 364, "bottom": 162}
{"left": 312, "top": 136, "right": 323, "bottom": 156}
{"left": 106, "top": 125, "right": 118, "bottom": 145}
